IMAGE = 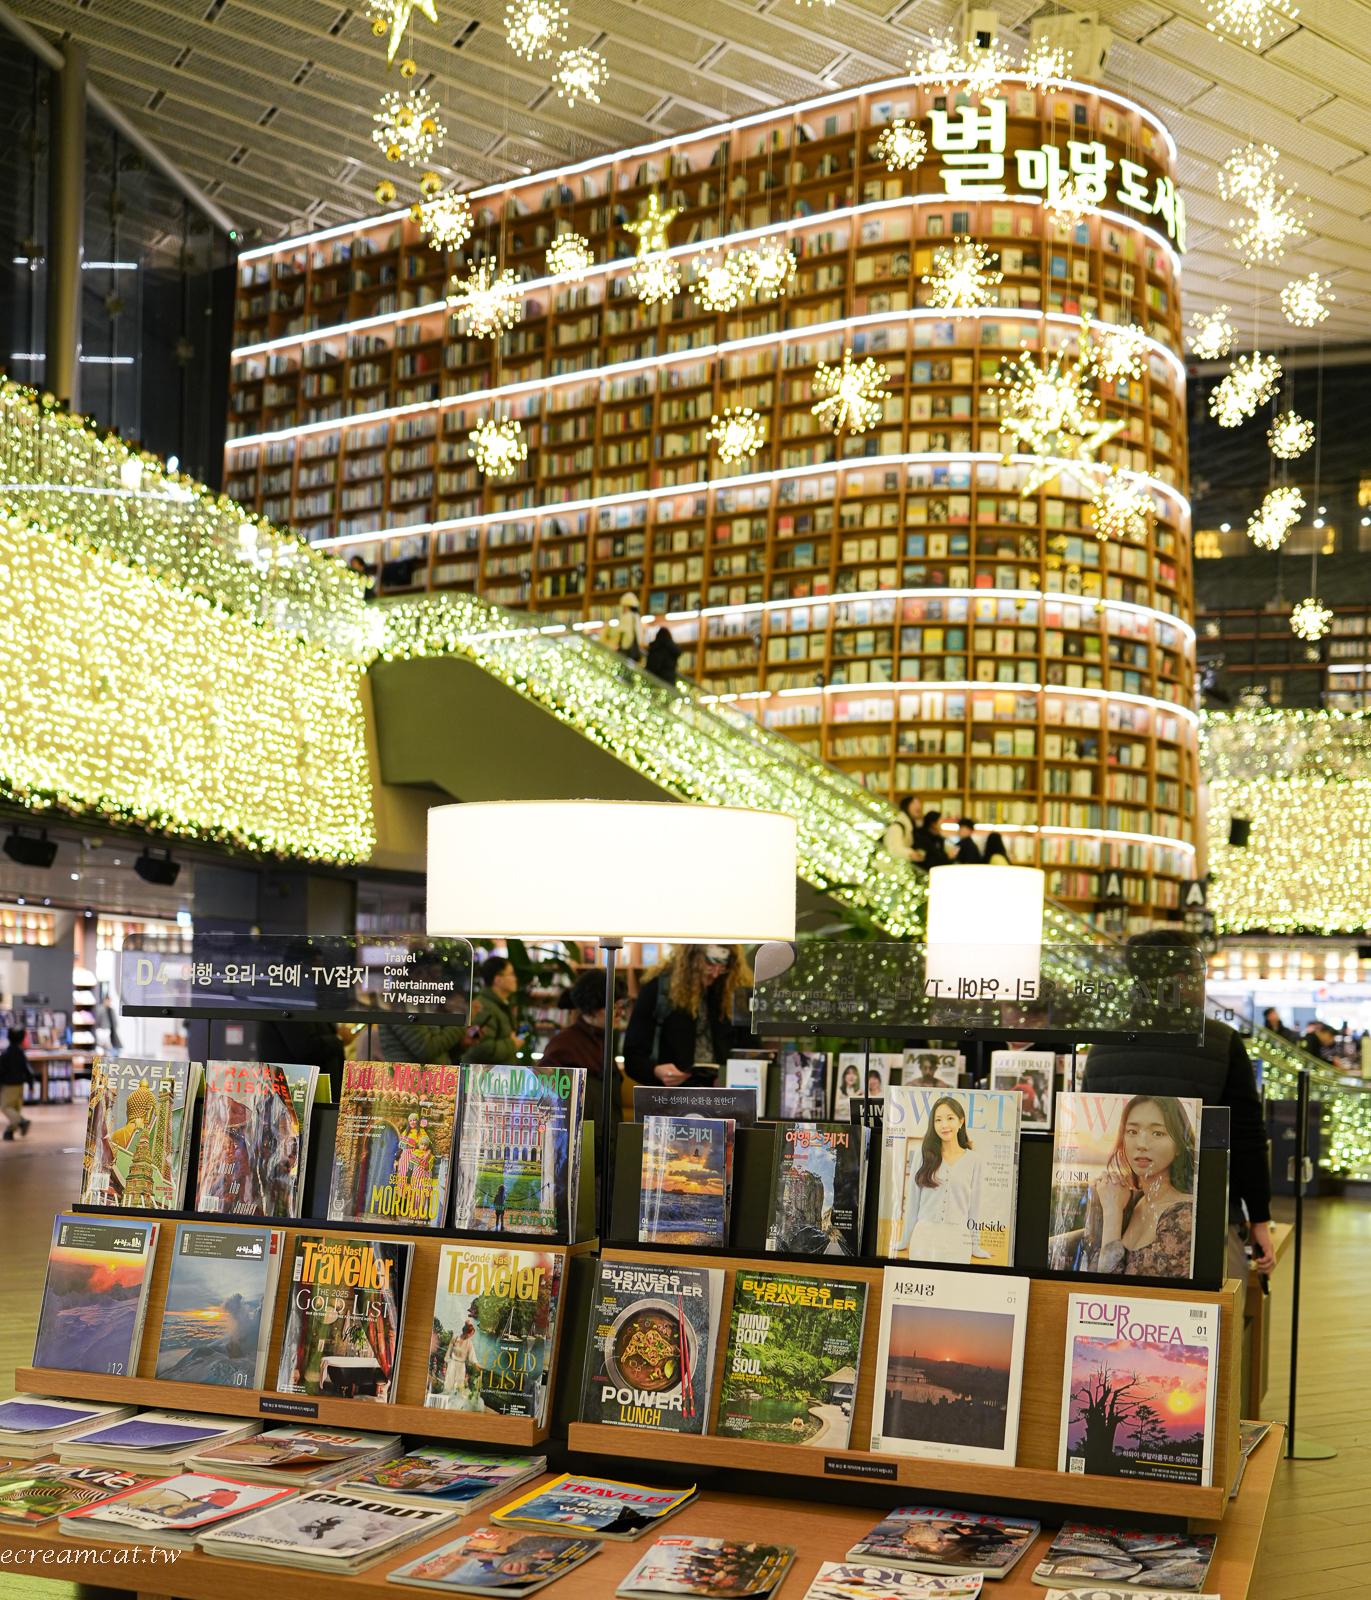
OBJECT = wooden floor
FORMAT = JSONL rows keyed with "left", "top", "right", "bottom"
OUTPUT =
{"left": 0, "top": 1104, "right": 1364, "bottom": 1599}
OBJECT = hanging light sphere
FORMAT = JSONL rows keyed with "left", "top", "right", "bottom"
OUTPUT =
{"left": 1290, "top": 597, "right": 1333, "bottom": 642}
{"left": 1268, "top": 411, "right": 1315, "bottom": 459}
{"left": 707, "top": 406, "right": 767, "bottom": 463}
{"left": 546, "top": 231, "right": 594, "bottom": 280}
{"left": 469, "top": 418, "right": 527, "bottom": 477}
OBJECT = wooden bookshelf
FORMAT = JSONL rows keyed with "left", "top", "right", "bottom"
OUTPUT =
{"left": 567, "top": 1246, "right": 1242, "bottom": 1525}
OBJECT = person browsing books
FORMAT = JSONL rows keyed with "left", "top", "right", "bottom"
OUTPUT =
{"left": 896, "top": 1095, "right": 991, "bottom": 1263}
{"left": 0, "top": 1027, "right": 34, "bottom": 1139}
{"left": 461, "top": 955, "right": 525, "bottom": 1066}
{"left": 623, "top": 944, "right": 754, "bottom": 1088}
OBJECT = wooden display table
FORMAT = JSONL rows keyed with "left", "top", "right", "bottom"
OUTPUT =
{"left": 1243, "top": 1222, "right": 1293, "bottom": 1419}
{"left": 25, "top": 1051, "right": 91, "bottom": 1103}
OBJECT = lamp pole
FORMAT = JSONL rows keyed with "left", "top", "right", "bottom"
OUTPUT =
{"left": 598, "top": 938, "right": 623, "bottom": 1243}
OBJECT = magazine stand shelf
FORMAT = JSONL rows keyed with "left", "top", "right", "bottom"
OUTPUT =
{"left": 18, "top": 1219, "right": 592, "bottom": 1451}
{"left": 566, "top": 1247, "right": 1243, "bottom": 1525}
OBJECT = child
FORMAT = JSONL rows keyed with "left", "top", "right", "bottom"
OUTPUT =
{"left": 0, "top": 1027, "right": 34, "bottom": 1139}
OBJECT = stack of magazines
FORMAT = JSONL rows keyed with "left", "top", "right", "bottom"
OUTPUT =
{"left": 200, "top": 1488, "right": 462, "bottom": 1572}
{"left": 492, "top": 1476, "right": 698, "bottom": 1541}
{"left": 847, "top": 1506, "right": 1040, "bottom": 1580}
{"left": 388, "top": 1527, "right": 602, "bottom": 1596}
{"left": 55, "top": 1413, "right": 261, "bottom": 1470}
{"left": 59, "top": 1472, "right": 295, "bottom": 1549}
{"left": 185, "top": 1425, "right": 402, "bottom": 1488}
{"left": 0, "top": 1397, "right": 133, "bottom": 1459}
{"left": 341, "top": 1447, "right": 546, "bottom": 1513}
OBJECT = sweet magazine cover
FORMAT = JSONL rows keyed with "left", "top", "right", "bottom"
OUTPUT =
{"left": 80, "top": 1058, "right": 201, "bottom": 1209}
{"left": 1048, "top": 1093, "right": 1201, "bottom": 1278}
{"left": 452, "top": 1064, "right": 585, "bottom": 1238}
{"left": 987, "top": 1052, "right": 1054, "bottom": 1132}
{"left": 32, "top": 1214, "right": 159, "bottom": 1377}
{"left": 716, "top": 1271, "right": 867, "bottom": 1449}
{"left": 766, "top": 1122, "right": 865, "bottom": 1256}
{"left": 618, "top": 1536, "right": 795, "bottom": 1598}
{"left": 196, "top": 1059, "right": 316, "bottom": 1216}
{"left": 153, "top": 1221, "right": 283, "bottom": 1388}
{"left": 1057, "top": 1294, "right": 1218, "bottom": 1487}
{"left": 426, "top": 1244, "right": 564, "bottom": 1424}
{"left": 581, "top": 1260, "right": 724, "bottom": 1435}
{"left": 877, "top": 1089, "right": 1020, "bottom": 1266}
{"left": 387, "top": 1527, "right": 602, "bottom": 1595}
{"left": 846, "top": 1507, "right": 1039, "bottom": 1578}
{"left": 639, "top": 1117, "right": 733, "bottom": 1247}
{"left": 1029, "top": 1525, "right": 1215, "bottom": 1591}
{"left": 328, "top": 1059, "right": 460, "bottom": 1228}
{"left": 275, "top": 1235, "right": 412, "bottom": 1403}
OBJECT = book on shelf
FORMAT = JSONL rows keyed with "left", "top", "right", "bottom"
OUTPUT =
{"left": 716, "top": 1270, "right": 867, "bottom": 1449}
{"left": 618, "top": 1536, "right": 796, "bottom": 1598}
{"left": 33, "top": 1214, "right": 160, "bottom": 1378}
{"left": 723, "top": 1059, "right": 768, "bottom": 1119}
{"left": 387, "top": 1526, "right": 602, "bottom": 1595}
{"left": 877, "top": 1089, "right": 1021, "bottom": 1266}
{"left": 427, "top": 1244, "right": 564, "bottom": 1425}
{"left": 869, "top": 1266, "right": 1029, "bottom": 1466}
{"left": 451, "top": 1063, "right": 586, "bottom": 1239}
{"left": 1057, "top": 1293, "right": 1218, "bottom": 1487}
{"left": 275, "top": 1234, "right": 412, "bottom": 1403}
{"left": 59, "top": 1471, "right": 297, "bottom": 1549}
{"left": 56, "top": 1412, "right": 262, "bottom": 1469}
{"left": 0, "top": 1397, "right": 134, "bottom": 1458}
{"left": 900, "top": 1050, "right": 962, "bottom": 1090}
{"left": 639, "top": 1117, "right": 734, "bottom": 1246}
{"left": 987, "top": 1051, "right": 1055, "bottom": 1132}
{"left": 1029, "top": 1525, "right": 1216, "bottom": 1591}
{"left": 1048, "top": 1093, "right": 1201, "bottom": 1277}
{"left": 196, "top": 1059, "right": 318, "bottom": 1215}
{"left": 153, "top": 1221, "right": 284, "bottom": 1388}
{"left": 0, "top": 1462, "right": 160, "bottom": 1525}
{"left": 766, "top": 1121, "right": 866, "bottom": 1256}
{"left": 343, "top": 1447, "right": 546, "bottom": 1512}
{"left": 492, "top": 1475, "right": 697, "bottom": 1541}
{"left": 199, "top": 1487, "right": 460, "bottom": 1572}
{"left": 634, "top": 1085, "right": 758, "bottom": 1127}
{"left": 186, "top": 1425, "right": 402, "bottom": 1487}
{"left": 580, "top": 1260, "right": 724, "bottom": 1435}
{"left": 805, "top": 1566, "right": 985, "bottom": 1599}
{"left": 1230, "top": 1418, "right": 1273, "bottom": 1498}
{"left": 833, "top": 1053, "right": 899, "bottom": 1120}
{"left": 779, "top": 1045, "right": 828, "bottom": 1119}
{"left": 846, "top": 1507, "right": 1040, "bottom": 1579}
{"left": 80, "top": 1058, "right": 202, "bottom": 1209}
{"left": 328, "top": 1059, "right": 461, "bottom": 1228}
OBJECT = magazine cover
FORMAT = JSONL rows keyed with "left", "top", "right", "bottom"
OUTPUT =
{"left": 201, "top": 1488, "right": 456, "bottom": 1565}
{"left": 0, "top": 1396, "right": 128, "bottom": 1437}
{"left": 187, "top": 1426, "right": 400, "bottom": 1485}
{"left": 580, "top": 1260, "right": 724, "bottom": 1435}
{"left": 1057, "top": 1294, "right": 1218, "bottom": 1487}
{"left": 1030, "top": 1525, "right": 1215, "bottom": 1591}
{"left": 877, "top": 1089, "right": 1020, "bottom": 1266}
{"left": 154, "top": 1222, "right": 283, "bottom": 1388}
{"left": 56, "top": 1412, "right": 256, "bottom": 1464}
{"left": 804, "top": 1564, "right": 984, "bottom": 1599}
{"left": 275, "top": 1235, "right": 412, "bottom": 1403}
{"left": 32, "top": 1214, "right": 159, "bottom": 1376}
{"left": 0, "top": 1462, "right": 158, "bottom": 1525}
{"left": 900, "top": 1050, "right": 961, "bottom": 1089}
{"left": 869, "top": 1267, "right": 1029, "bottom": 1467}
{"left": 344, "top": 1448, "right": 544, "bottom": 1510}
{"left": 80, "top": 1059, "right": 200, "bottom": 1209}
{"left": 833, "top": 1055, "right": 898, "bottom": 1122}
{"left": 427, "top": 1244, "right": 564, "bottom": 1423}
{"left": 387, "top": 1527, "right": 602, "bottom": 1595}
{"left": 846, "top": 1507, "right": 1039, "bottom": 1576}
{"left": 639, "top": 1118, "right": 733, "bottom": 1247}
{"left": 63, "top": 1472, "right": 295, "bottom": 1538}
{"left": 328, "top": 1059, "right": 461, "bottom": 1228}
{"left": 492, "top": 1476, "right": 697, "bottom": 1540}
{"left": 618, "top": 1536, "right": 796, "bottom": 1598}
{"left": 779, "top": 1047, "right": 828, "bottom": 1120}
{"left": 723, "top": 1059, "right": 768, "bottom": 1119}
{"left": 196, "top": 1060, "right": 315, "bottom": 1216}
{"left": 716, "top": 1271, "right": 867, "bottom": 1449}
{"left": 451, "top": 1064, "right": 585, "bottom": 1238}
{"left": 766, "top": 1122, "right": 864, "bottom": 1256}
{"left": 1048, "top": 1093, "right": 1201, "bottom": 1278}
{"left": 987, "top": 1052, "right": 1054, "bottom": 1132}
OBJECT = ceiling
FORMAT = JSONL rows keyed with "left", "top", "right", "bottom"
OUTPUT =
{"left": 8, "top": 0, "right": 1371, "bottom": 346}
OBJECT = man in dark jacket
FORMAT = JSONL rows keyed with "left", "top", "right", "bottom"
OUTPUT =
{"left": 541, "top": 969, "right": 625, "bottom": 1195}
{"left": 0, "top": 1027, "right": 35, "bottom": 1139}
{"left": 1082, "top": 929, "right": 1275, "bottom": 1280}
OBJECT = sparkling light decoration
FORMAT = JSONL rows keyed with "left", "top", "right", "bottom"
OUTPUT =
{"left": 1090, "top": 472, "right": 1153, "bottom": 542}
{"left": 1093, "top": 322, "right": 1149, "bottom": 380}
{"left": 366, "top": 0, "right": 438, "bottom": 63}
{"left": 1236, "top": 188, "right": 1308, "bottom": 264}
{"left": 1209, "top": 352, "right": 1282, "bottom": 427}
{"left": 372, "top": 87, "right": 444, "bottom": 167}
{"left": 446, "top": 261, "right": 522, "bottom": 337}
{"left": 746, "top": 237, "right": 796, "bottom": 299}
{"left": 1269, "top": 410, "right": 1315, "bottom": 459}
{"left": 873, "top": 119, "right": 928, "bottom": 173}
{"left": 504, "top": 0, "right": 567, "bottom": 58}
{"left": 1291, "top": 597, "right": 1333, "bottom": 642}
{"left": 1188, "top": 306, "right": 1235, "bottom": 360}
{"left": 469, "top": 417, "right": 527, "bottom": 477}
{"left": 1021, "top": 38, "right": 1068, "bottom": 89}
{"left": 921, "top": 238, "right": 1002, "bottom": 310}
{"left": 1281, "top": 272, "right": 1333, "bottom": 327}
{"left": 546, "top": 231, "right": 593, "bottom": 279}
{"left": 624, "top": 194, "right": 680, "bottom": 256}
{"left": 811, "top": 350, "right": 890, "bottom": 435}
{"left": 1247, "top": 484, "right": 1305, "bottom": 549}
{"left": 1047, "top": 173, "right": 1095, "bottom": 227}
{"left": 908, "top": 31, "right": 1014, "bottom": 98}
{"left": 1219, "top": 142, "right": 1281, "bottom": 206}
{"left": 692, "top": 250, "right": 752, "bottom": 313}
{"left": 630, "top": 252, "right": 681, "bottom": 305}
{"left": 707, "top": 406, "right": 767, "bottom": 462}
{"left": 1202, "top": 0, "right": 1297, "bottom": 50}
{"left": 998, "top": 345, "right": 1124, "bottom": 490}
{"left": 411, "top": 187, "right": 473, "bottom": 251}
{"left": 555, "top": 46, "right": 606, "bottom": 105}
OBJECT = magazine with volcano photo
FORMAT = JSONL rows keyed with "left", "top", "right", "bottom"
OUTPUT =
{"left": 154, "top": 1222, "right": 283, "bottom": 1389}
{"left": 1057, "top": 1294, "right": 1218, "bottom": 1487}
{"left": 32, "top": 1215, "right": 159, "bottom": 1378}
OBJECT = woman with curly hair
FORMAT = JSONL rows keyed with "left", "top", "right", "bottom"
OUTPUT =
{"left": 622, "top": 944, "right": 754, "bottom": 1087}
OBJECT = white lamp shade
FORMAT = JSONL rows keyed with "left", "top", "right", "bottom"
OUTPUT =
{"left": 924, "top": 864, "right": 1045, "bottom": 996}
{"left": 427, "top": 800, "right": 797, "bottom": 942}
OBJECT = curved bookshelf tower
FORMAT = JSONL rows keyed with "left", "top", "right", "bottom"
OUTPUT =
{"left": 226, "top": 72, "right": 1195, "bottom": 930}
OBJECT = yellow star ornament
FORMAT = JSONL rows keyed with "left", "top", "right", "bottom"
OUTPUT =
{"left": 370, "top": 0, "right": 439, "bottom": 64}
{"left": 624, "top": 194, "right": 681, "bottom": 256}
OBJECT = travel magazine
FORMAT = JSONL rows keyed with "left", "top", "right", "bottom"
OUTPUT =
{"left": 275, "top": 1234, "right": 412, "bottom": 1403}
{"left": 765, "top": 1122, "right": 865, "bottom": 1256}
{"left": 329, "top": 1059, "right": 461, "bottom": 1228}
{"left": 32, "top": 1214, "right": 160, "bottom": 1378}
{"left": 153, "top": 1221, "right": 283, "bottom": 1388}
{"left": 847, "top": 1507, "right": 1040, "bottom": 1578}
{"left": 491, "top": 1476, "right": 697, "bottom": 1541}
{"left": 388, "top": 1527, "right": 602, "bottom": 1595}
{"left": 638, "top": 1117, "right": 734, "bottom": 1247}
{"left": 80, "top": 1058, "right": 201, "bottom": 1210}
{"left": 196, "top": 1059, "right": 317, "bottom": 1215}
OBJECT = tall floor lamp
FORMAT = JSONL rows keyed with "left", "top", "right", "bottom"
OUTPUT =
{"left": 426, "top": 800, "right": 798, "bottom": 1240}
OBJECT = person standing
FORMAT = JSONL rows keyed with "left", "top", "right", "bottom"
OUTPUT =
{"left": 541, "top": 969, "right": 624, "bottom": 1180}
{"left": 952, "top": 818, "right": 983, "bottom": 863}
{"left": 883, "top": 795, "right": 923, "bottom": 864}
{"left": 913, "top": 810, "right": 950, "bottom": 868}
{"left": 982, "top": 830, "right": 1011, "bottom": 866}
{"left": 644, "top": 626, "right": 682, "bottom": 684}
{"left": 600, "top": 593, "right": 643, "bottom": 662}
{"left": 623, "top": 944, "right": 753, "bottom": 1087}
{"left": 462, "top": 955, "right": 523, "bottom": 1066}
{"left": 0, "top": 1027, "right": 34, "bottom": 1139}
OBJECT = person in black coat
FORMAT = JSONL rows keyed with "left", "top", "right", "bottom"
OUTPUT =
{"left": 623, "top": 944, "right": 754, "bottom": 1087}
{"left": 644, "top": 626, "right": 682, "bottom": 685}
{"left": 912, "top": 810, "right": 950, "bottom": 869}
{"left": 952, "top": 818, "right": 983, "bottom": 863}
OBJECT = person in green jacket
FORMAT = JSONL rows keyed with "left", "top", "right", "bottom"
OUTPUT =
{"left": 462, "top": 954, "right": 523, "bottom": 1065}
